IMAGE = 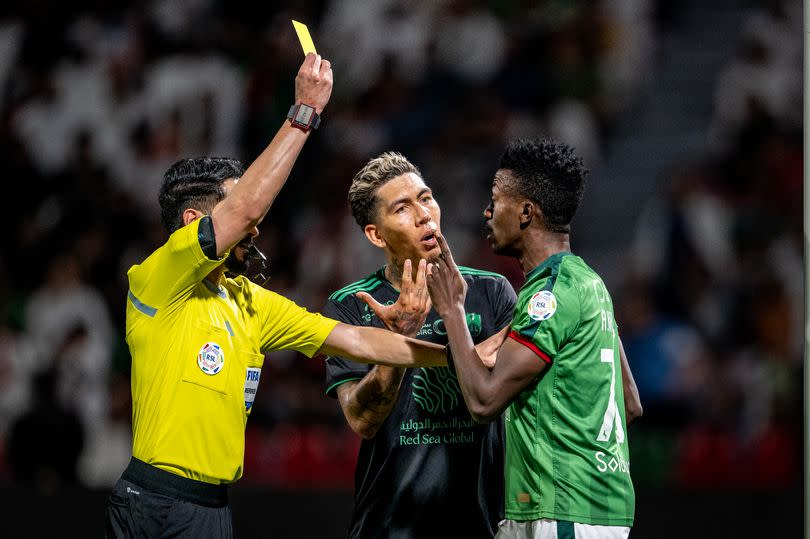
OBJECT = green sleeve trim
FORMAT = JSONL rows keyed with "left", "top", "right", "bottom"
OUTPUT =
{"left": 332, "top": 279, "right": 383, "bottom": 302}
{"left": 329, "top": 275, "right": 384, "bottom": 301}
{"left": 325, "top": 376, "right": 364, "bottom": 396}
{"left": 328, "top": 275, "right": 376, "bottom": 300}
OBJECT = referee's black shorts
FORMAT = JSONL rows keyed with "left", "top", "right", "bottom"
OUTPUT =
{"left": 105, "top": 457, "right": 232, "bottom": 539}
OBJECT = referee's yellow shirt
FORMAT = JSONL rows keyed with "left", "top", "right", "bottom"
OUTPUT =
{"left": 125, "top": 218, "right": 338, "bottom": 484}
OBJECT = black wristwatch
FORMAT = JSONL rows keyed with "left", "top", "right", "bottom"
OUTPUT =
{"left": 287, "top": 103, "right": 321, "bottom": 132}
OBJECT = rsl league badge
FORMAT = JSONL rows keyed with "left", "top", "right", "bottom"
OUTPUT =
{"left": 527, "top": 291, "right": 557, "bottom": 321}
{"left": 198, "top": 342, "right": 225, "bottom": 375}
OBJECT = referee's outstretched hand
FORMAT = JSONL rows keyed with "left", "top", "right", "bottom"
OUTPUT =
{"left": 357, "top": 259, "right": 431, "bottom": 338}
{"left": 295, "top": 52, "right": 333, "bottom": 115}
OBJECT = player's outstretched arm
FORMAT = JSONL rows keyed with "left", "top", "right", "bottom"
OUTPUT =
{"left": 427, "top": 233, "right": 546, "bottom": 423}
{"left": 210, "top": 53, "right": 333, "bottom": 256}
{"left": 336, "top": 259, "right": 432, "bottom": 439}
{"left": 619, "top": 339, "right": 642, "bottom": 424}
{"left": 319, "top": 324, "right": 447, "bottom": 368}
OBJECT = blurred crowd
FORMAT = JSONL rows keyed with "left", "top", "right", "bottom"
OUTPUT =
{"left": 621, "top": 0, "right": 802, "bottom": 488}
{"left": 0, "top": 0, "right": 801, "bottom": 494}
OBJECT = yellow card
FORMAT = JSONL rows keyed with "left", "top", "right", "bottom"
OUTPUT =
{"left": 292, "top": 20, "right": 316, "bottom": 56}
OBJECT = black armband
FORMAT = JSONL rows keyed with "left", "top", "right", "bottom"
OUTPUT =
{"left": 197, "top": 216, "right": 218, "bottom": 260}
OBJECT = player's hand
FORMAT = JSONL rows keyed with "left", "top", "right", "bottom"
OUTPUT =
{"left": 426, "top": 233, "right": 467, "bottom": 317}
{"left": 474, "top": 325, "right": 509, "bottom": 368}
{"left": 357, "top": 259, "right": 431, "bottom": 338}
{"left": 295, "top": 52, "right": 333, "bottom": 114}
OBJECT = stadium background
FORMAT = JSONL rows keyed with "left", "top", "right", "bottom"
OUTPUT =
{"left": 0, "top": 0, "right": 802, "bottom": 537}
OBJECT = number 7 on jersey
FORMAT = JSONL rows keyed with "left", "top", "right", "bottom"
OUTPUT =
{"left": 596, "top": 348, "right": 625, "bottom": 444}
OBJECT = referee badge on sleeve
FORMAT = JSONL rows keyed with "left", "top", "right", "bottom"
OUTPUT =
{"left": 198, "top": 342, "right": 225, "bottom": 375}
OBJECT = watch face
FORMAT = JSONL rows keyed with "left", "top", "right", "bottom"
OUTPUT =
{"left": 294, "top": 105, "right": 314, "bottom": 125}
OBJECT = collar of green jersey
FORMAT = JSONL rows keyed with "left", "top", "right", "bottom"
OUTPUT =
{"left": 526, "top": 251, "right": 571, "bottom": 282}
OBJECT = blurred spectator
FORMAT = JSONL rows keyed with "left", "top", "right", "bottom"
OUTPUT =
{"left": 25, "top": 253, "right": 113, "bottom": 434}
{"left": 728, "top": 277, "right": 800, "bottom": 442}
{"left": 78, "top": 373, "right": 132, "bottom": 488}
{"left": 7, "top": 369, "right": 84, "bottom": 493}
{"left": 618, "top": 276, "right": 709, "bottom": 427}
{"left": 320, "top": 0, "right": 433, "bottom": 97}
{"left": 709, "top": 0, "right": 801, "bottom": 151}
{"left": 0, "top": 317, "right": 37, "bottom": 445}
{"left": 433, "top": 0, "right": 506, "bottom": 83}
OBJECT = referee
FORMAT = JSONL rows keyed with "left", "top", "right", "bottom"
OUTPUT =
{"left": 106, "top": 54, "right": 449, "bottom": 539}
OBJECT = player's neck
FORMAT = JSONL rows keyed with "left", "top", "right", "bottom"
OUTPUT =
{"left": 383, "top": 253, "right": 423, "bottom": 291}
{"left": 384, "top": 258, "right": 404, "bottom": 290}
{"left": 205, "top": 266, "right": 226, "bottom": 286}
{"left": 518, "top": 229, "right": 571, "bottom": 276}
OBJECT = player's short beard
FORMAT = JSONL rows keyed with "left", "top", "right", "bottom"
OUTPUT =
{"left": 491, "top": 240, "right": 519, "bottom": 257}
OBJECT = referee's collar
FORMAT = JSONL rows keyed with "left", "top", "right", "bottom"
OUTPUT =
{"left": 202, "top": 278, "right": 228, "bottom": 299}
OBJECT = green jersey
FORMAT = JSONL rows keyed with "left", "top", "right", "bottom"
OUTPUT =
{"left": 505, "top": 252, "right": 634, "bottom": 526}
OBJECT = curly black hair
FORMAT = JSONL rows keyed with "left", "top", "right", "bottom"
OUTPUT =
{"left": 158, "top": 157, "right": 245, "bottom": 232}
{"left": 499, "top": 138, "right": 587, "bottom": 234}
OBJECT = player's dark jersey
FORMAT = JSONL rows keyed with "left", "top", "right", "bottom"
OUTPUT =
{"left": 324, "top": 266, "right": 516, "bottom": 539}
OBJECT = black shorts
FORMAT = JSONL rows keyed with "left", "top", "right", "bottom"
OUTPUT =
{"left": 105, "top": 458, "right": 232, "bottom": 539}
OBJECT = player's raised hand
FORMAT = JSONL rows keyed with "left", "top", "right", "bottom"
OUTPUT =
{"left": 295, "top": 52, "right": 333, "bottom": 114}
{"left": 357, "top": 259, "right": 431, "bottom": 338}
{"left": 426, "top": 233, "right": 467, "bottom": 317}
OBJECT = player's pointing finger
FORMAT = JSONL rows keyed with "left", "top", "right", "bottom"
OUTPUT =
{"left": 435, "top": 233, "right": 457, "bottom": 269}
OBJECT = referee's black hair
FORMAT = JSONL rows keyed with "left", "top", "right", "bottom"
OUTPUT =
{"left": 499, "top": 138, "right": 587, "bottom": 234}
{"left": 159, "top": 157, "right": 245, "bottom": 232}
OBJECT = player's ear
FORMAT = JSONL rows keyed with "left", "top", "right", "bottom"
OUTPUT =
{"left": 519, "top": 200, "right": 534, "bottom": 229}
{"left": 182, "top": 208, "right": 205, "bottom": 227}
{"left": 363, "top": 223, "right": 386, "bottom": 248}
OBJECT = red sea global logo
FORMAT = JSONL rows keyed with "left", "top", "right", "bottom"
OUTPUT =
{"left": 197, "top": 342, "right": 225, "bottom": 375}
{"left": 527, "top": 291, "right": 557, "bottom": 321}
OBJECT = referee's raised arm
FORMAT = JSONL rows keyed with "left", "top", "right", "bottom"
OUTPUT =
{"left": 210, "top": 52, "right": 332, "bottom": 257}
{"left": 108, "top": 52, "right": 335, "bottom": 539}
